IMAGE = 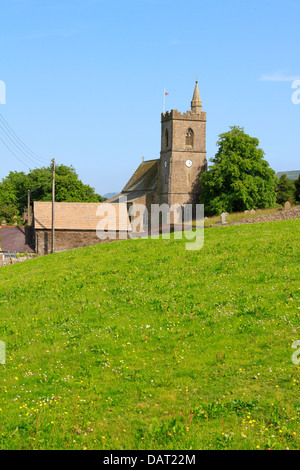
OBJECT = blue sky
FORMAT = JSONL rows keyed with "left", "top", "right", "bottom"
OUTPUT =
{"left": 0, "top": 0, "right": 299, "bottom": 195}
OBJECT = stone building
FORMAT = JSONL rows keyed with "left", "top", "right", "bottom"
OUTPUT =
{"left": 34, "top": 201, "right": 131, "bottom": 255}
{"left": 33, "top": 81, "right": 207, "bottom": 254}
{"left": 108, "top": 81, "right": 207, "bottom": 225}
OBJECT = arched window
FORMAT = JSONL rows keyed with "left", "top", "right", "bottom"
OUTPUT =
{"left": 186, "top": 128, "right": 194, "bottom": 147}
{"left": 165, "top": 129, "right": 169, "bottom": 148}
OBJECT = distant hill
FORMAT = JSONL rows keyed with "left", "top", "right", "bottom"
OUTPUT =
{"left": 103, "top": 192, "right": 119, "bottom": 200}
{"left": 276, "top": 170, "right": 300, "bottom": 181}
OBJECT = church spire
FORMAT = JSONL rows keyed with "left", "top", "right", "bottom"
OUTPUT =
{"left": 191, "top": 80, "right": 202, "bottom": 114}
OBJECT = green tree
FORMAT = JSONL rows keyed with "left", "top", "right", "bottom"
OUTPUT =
{"left": 199, "top": 126, "right": 278, "bottom": 215}
{"left": 0, "top": 164, "right": 104, "bottom": 224}
{"left": 276, "top": 174, "right": 296, "bottom": 205}
{"left": 294, "top": 175, "right": 300, "bottom": 202}
{"left": 0, "top": 179, "right": 19, "bottom": 224}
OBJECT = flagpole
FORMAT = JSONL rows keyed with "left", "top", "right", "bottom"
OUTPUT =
{"left": 163, "top": 88, "right": 166, "bottom": 113}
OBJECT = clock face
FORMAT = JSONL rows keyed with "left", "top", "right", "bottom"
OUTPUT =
{"left": 186, "top": 159, "right": 193, "bottom": 168}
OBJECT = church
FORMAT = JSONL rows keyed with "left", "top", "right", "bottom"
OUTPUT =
{"left": 33, "top": 81, "right": 207, "bottom": 254}
{"left": 107, "top": 81, "right": 207, "bottom": 223}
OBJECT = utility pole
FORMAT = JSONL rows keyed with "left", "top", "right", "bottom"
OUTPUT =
{"left": 27, "top": 190, "right": 31, "bottom": 226}
{"left": 52, "top": 158, "right": 55, "bottom": 254}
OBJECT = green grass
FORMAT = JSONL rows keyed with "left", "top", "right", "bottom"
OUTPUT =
{"left": 0, "top": 219, "right": 299, "bottom": 450}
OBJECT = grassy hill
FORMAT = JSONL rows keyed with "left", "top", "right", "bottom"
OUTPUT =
{"left": 103, "top": 192, "right": 119, "bottom": 200}
{"left": 276, "top": 170, "right": 300, "bottom": 181}
{"left": 0, "top": 220, "right": 299, "bottom": 450}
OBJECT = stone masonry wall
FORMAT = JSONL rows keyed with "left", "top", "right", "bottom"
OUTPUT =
{"left": 159, "top": 108, "right": 207, "bottom": 220}
{"left": 35, "top": 230, "right": 123, "bottom": 256}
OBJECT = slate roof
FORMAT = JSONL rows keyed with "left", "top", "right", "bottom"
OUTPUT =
{"left": 0, "top": 226, "right": 35, "bottom": 253}
{"left": 107, "top": 159, "right": 159, "bottom": 203}
{"left": 34, "top": 201, "right": 131, "bottom": 231}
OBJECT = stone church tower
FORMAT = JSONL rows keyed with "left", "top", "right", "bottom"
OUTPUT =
{"left": 107, "top": 81, "right": 207, "bottom": 227}
{"left": 158, "top": 81, "right": 207, "bottom": 210}
{"left": 33, "top": 82, "right": 208, "bottom": 254}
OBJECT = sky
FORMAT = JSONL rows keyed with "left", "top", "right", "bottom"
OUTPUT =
{"left": 0, "top": 0, "right": 299, "bottom": 196}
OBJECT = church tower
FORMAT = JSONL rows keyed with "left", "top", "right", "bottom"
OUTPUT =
{"left": 159, "top": 81, "right": 207, "bottom": 213}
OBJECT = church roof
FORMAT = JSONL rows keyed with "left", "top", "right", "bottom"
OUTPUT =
{"left": 107, "top": 159, "right": 159, "bottom": 203}
{"left": 34, "top": 201, "right": 131, "bottom": 231}
{"left": 122, "top": 159, "right": 158, "bottom": 192}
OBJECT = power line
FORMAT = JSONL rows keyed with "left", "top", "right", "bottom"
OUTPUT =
{"left": 0, "top": 179, "right": 52, "bottom": 212}
{"left": 0, "top": 112, "right": 49, "bottom": 164}
{"left": 0, "top": 121, "right": 43, "bottom": 167}
{"left": 0, "top": 112, "right": 49, "bottom": 167}
{"left": 0, "top": 134, "right": 32, "bottom": 169}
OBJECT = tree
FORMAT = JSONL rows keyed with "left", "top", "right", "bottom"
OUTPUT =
{"left": 0, "top": 164, "right": 105, "bottom": 224}
{"left": 294, "top": 175, "right": 300, "bottom": 202}
{"left": 276, "top": 174, "right": 296, "bottom": 205}
{"left": 0, "top": 179, "right": 19, "bottom": 224}
{"left": 199, "top": 126, "right": 278, "bottom": 215}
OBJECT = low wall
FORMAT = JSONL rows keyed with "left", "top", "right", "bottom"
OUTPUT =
{"left": 35, "top": 229, "right": 127, "bottom": 255}
{"left": 0, "top": 254, "right": 36, "bottom": 267}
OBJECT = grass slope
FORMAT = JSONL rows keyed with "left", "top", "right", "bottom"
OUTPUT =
{"left": 0, "top": 220, "right": 299, "bottom": 450}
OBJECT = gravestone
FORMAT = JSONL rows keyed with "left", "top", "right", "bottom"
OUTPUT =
{"left": 284, "top": 201, "right": 291, "bottom": 211}
{"left": 220, "top": 212, "right": 227, "bottom": 225}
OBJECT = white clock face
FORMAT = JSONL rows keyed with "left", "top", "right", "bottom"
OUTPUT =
{"left": 186, "top": 159, "right": 193, "bottom": 168}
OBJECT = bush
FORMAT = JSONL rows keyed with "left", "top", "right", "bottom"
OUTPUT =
{"left": 276, "top": 174, "right": 296, "bottom": 205}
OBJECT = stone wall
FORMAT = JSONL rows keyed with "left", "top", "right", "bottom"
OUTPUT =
{"left": 35, "top": 229, "right": 124, "bottom": 256}
{"left": 0, "top": 254, "right": 36, "bottom": 268}
{"left": 227, "top": 207, "right": 300, "bottom": 226}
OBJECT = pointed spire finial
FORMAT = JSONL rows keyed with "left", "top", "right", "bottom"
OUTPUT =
{"left": 191, "top": 79, "right": 202, "bottom": 114}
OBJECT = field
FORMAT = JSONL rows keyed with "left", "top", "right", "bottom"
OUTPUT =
{"left": 0, "top": 219, "right": 299, "bottom": 450}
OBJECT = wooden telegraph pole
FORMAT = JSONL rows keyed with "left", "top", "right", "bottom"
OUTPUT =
{"left": 52, "top": 158, "right": 55, "bottom": 254}
{"left": 27, "top": 189, "right": 31, "bottom": 226}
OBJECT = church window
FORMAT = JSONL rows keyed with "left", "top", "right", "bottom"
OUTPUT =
{"left": 186, "top": 128, "right": 194, "bottom": 147}
{"left": 165, "top": 129, "right": 169, "bottom": 148}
